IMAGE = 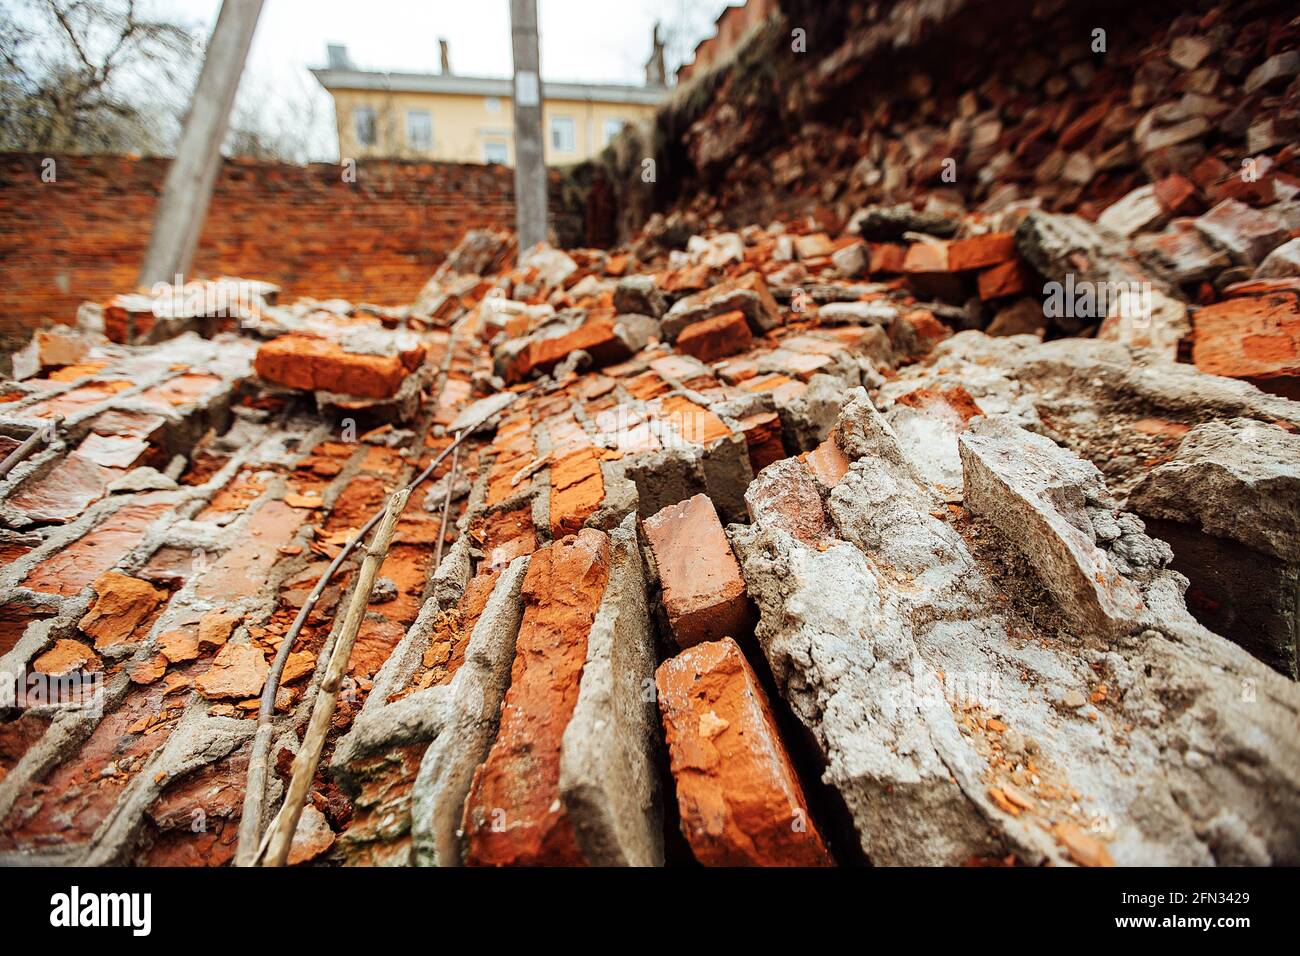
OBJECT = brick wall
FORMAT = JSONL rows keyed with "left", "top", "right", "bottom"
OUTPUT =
{"left": 0, "top": 153, "right": 546, "bottom": 347}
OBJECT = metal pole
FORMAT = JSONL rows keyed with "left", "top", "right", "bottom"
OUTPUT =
{"left": 138, "top": 0, "right": 265, "bottom": 288}
{"left": 509, "top": 0, "right": 547, "bottom": 258}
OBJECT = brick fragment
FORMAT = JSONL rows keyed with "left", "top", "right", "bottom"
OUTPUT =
{"left": 642, "top": 493, "right": 753, "bottom": 649}
{"left": 255, "top": 333, "right": 424, "bottom": 399}
{"left": 462, "top": 530, "right": 610, "bottom": 866}
{"left": 978, "top": 259, "right": 1031, "bottom": 300}
{"left": 1192, "top": 292, "right": 1300, "bottom": 398}
{"left": 946, "top": 232, "right": 1017, "bottom": 271}
{"left": 78, "top": 572, "right": 166, "bottom": 650}
{"left": 736, "top": 411, "right": 786, "bottom": 473}
{"left": 675, "top": 310, "right": 754, "bottom": 363}
{"left": 656, "top": 637, "right": 832, "bottom": 866}
{"left": 902, "top": 241, "right": 950, "bottom": 273}
{"left": 519, "top": 317, "right": 628, "bottom": 380}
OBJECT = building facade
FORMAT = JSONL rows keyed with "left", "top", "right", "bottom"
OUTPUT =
{"left": 676, "top": 0, "right": 776, "bottom": 84}
{"left": 312, "top": 45, "right": 664, "bottom": 166}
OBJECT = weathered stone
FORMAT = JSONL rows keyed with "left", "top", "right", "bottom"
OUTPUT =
{"left": 831, "top": 240, "right": 867, "bottom": 278}
{"left": 730, "top": 521, "right": 999, "bottom": 865}
{"left": 1244, "top": 50, "right": 1300, "bottom": 94}
{"left": 816, "top": 301, "right": 898, "bottom": 326}
{"left": 744, "top": 457, "right": 832, "bottom": 547}
{"left": 959, "top": 418, "right": 1147, "bottom": 638}
{"left": 1130, "top": 419, "right": 1300, "bottom": 676}
{"left": 1195, "top": 200, "right": 1291, "bottom": 267}
{"left": 656, "top": 637, "right": 832, "bottom": 866}
{"left": 986, "top": 299, "right": 1047, "bottom": 337}
{"left": 287, "top": 804, "right": 336, "bottom": 866}
{"left": 558, "top": 515, "right": 663, "bottom": 866}
{"left": 662, "top": 272, "right": 782, "bottom": 340}
{"left": 1097, "top": 185, "right": 1164, "bottom": 238}
{"left": 613, "top": 274, "right": 667, "bottom": 318}
{"left": 1255, "top": 238, "right": 1300, "bottom": 279}
{"left": 850, "top": 203, "right": 958, "bottom": 240}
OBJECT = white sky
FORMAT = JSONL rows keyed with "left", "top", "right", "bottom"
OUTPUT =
{"left": 155, "top": 0, "right": 731, "bottom": 159}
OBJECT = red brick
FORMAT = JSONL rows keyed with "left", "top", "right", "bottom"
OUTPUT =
{"left": 801, "top": 436, "right": 851, "bottom": 487}
{"left": 978, "top": 259, "right": 1032, "bottom": 300}
{"left": 518, "top": 317, "right": 627, "bottom": 380}
{"left": 946, "top": 232, "right": 1017, "bottom": 271}
{"left": 902, "top": 241, "right": 950, "bottom": 273}
{"left": 868, "top": 242, "right": 907, "bottom": 273}
{"left": 255, "top": 334, "right": 424, "bottom": 399}
{"left": 642, "top": 494, "right": 753, "bottom": 649}
{"left": 1154, "top": 173, "right": 1199, "bottom": 215}
{"left": 1192, "top": 292, "right": 1300, "bottom": 398}
{"left": 736, "top": 411, "right": 786, "bottom": 473}
{"left": 656, "top": 637, "right": 833, "bottom": 866}
{"left": 675, "top": 309, "right": 754, "bottom": 363}
{"left": 462, "top": 529, "right": 610, "bottom": 866}
{"left": 0, "top": 153, "right": 527, "bottom": 346}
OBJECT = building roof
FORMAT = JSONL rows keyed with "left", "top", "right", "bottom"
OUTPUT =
{"left": 311, "top": 67, "right": 667, "bottom": 105}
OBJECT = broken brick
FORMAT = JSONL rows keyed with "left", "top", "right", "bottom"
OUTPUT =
{"left": 462, "top": 530, "right": 610, "bottom": 866}
{"left": 656, "top": 637, "right": 833, "bottom": 866}
{"left": 642, "top": 494, "right": 753, "bottom": 649}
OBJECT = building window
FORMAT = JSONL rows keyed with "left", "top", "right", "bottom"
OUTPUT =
{"left": 354, "top": 107, "right": 377, "bottom": 147}
{"left": 407, "top": 110, "right": 432, "bottom": 151}
{"left": 550, "top": 116, "right": 575, "bottom": 153}
{"left": 485, "top": 96, "right": 502, "bottom": 113}
{"left": 484, "top": 141, "right": 508, "bottom": 164}
{"left": 602, "top": 118, "right": 626, "bottom": 146}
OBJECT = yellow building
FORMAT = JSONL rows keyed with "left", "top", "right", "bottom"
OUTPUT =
{"left": 312, "top": 44, "right": 665, "bottom": 166}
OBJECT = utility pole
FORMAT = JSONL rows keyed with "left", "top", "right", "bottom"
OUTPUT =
{"left": 509, "top": 0, "right": 547, "bottom": 258}
{"left": 138, "top": 0, "right": 264, "bottom": 289}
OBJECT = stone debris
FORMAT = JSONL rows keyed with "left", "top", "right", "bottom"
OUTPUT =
{"left": 3, "top": 0, "right": 1300, "bottom": 870}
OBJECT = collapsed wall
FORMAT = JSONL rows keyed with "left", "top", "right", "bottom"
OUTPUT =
{"left": 1, "top": 0, "right": 1299, "bottom": 868}
{"left": 569, "top": 0, "right": 1298, "bottom": 242}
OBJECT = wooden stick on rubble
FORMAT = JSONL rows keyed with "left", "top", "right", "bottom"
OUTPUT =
{"left": 234, "top": 386, "right": 533, "bottom": 865}
{"left": 262, "top": 487, "right": 409, "bottom": 867}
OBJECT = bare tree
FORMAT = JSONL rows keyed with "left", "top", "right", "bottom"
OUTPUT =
{"left": 0, "top": 0, "right": 197, "bottom": 154}
{"left": 225, "top": 68, "right": 333, "bottom": 164}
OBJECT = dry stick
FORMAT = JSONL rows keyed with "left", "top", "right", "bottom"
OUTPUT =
{"left": 0, "top": 417, "right": 61, "bottom": 480}
{"left": 263, "top": 487, "right": 409, "bottom": 867}
{"left": 234, "top": 388, "right": 533, "bottom": 865}
{"left": 234, "top": 436, "right": 459, "bottom": 865}
{"left": 432, "top": 442, "right": 461, "bottom": 573}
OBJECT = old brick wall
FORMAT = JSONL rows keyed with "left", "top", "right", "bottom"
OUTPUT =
{"left": 0, "top": 154, "right": 552, "bottom": 348}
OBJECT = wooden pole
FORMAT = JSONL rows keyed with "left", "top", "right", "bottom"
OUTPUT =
{"left": 509, "top": 0, "right": 547, "bottom": 258}
{"left": 262, "top": 488, "right": 409, "bottom": 867}
{"left": 138, "top": 0, "right": 264, "bottom": 288}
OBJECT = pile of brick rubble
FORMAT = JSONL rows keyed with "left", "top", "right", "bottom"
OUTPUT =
{"left": 1, "top": 171, "right": 1299, "bottom": 867}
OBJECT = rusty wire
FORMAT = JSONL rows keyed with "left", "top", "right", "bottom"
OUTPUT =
{"left": 431, "top": 442, "right": 461, "bottom": 573}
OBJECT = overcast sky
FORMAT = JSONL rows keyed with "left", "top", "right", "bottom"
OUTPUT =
{"left": 155, "top": 0, "right": 731, "bottom": 159}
